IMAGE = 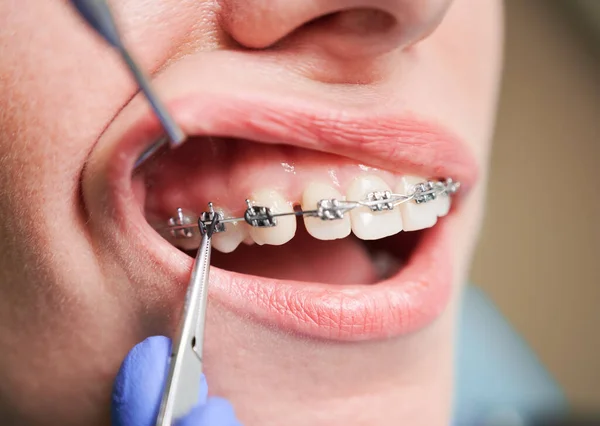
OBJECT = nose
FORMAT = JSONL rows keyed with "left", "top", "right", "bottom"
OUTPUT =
{"left": 222, "top": 0, "right": 453, "bottom": 59}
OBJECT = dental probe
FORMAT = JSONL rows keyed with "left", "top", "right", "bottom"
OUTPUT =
{"left": 156, "top": 214, "right": 219, "bottom": 426}
{"left": 68, "top": 0, "right": 185, "bottom": 169}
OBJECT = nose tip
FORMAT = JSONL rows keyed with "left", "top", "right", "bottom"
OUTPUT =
{"left": 223, "top": 0, "right": 452, "bottom": 59}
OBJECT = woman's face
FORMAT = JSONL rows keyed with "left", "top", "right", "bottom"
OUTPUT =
{"left": 0, "top": 1, "right": 502, "bottom": 425}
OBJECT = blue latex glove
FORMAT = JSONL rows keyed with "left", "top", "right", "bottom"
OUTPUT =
{"left": 112, "top": 336, "right": 242, "bottom": 426}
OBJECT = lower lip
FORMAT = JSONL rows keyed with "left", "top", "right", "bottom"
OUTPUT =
{"left": 207, "top": 221, "right": 453, "bottom": 342}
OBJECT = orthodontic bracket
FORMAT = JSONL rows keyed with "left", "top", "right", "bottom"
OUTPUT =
{"left": 199, "top": 202, "right": 226, "bottom": 234}
{"left": 163, "top": 178, "right": 460, "bottom": 239}
{"left": 366, "top": 191, "right": 397, "bottom": 211}
{"left": 412, "top": 181, "right": 437, "bottom": 204}
{"left": 243, "top": 200, "right": 278, "bottom": 228}
{"left": 315, "top": 199, "right": 356, "bottom": 220}
{"left": 168, "top": 208, "right": 196, "bottom": 238}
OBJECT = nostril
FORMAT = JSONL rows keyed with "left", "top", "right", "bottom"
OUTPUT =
{"left": 224, "top": 5, "right": 399, "bottom": 52}
{"left": 279, "top": 7, "right": 402, "bottom": 61}
{"left": 223, "top": 0, "right": 452, "bottom": 57}
{"left": 308, "top": 9, "right": 397, "bottom": 38}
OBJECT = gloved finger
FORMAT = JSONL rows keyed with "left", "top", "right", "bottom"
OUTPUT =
{"left": 111, "top": 336, "right": 209, "bottom": 426}
{"left": 176, "top": 397, "right": 243, "bottom": 426}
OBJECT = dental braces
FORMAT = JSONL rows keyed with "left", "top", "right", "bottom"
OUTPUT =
{"left": 163, "top": 178, "right": 460, "bottom": 238}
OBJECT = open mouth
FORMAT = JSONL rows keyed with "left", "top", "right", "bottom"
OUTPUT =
{"left": 92, "top": 95, "right": 477, "bottom": 341}
{"left": 144, "top": 136, "right": 457, "bottom": 285}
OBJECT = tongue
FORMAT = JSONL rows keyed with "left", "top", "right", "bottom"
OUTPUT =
{"left": 211, "top": 223, "right": 379, "bottom": 285}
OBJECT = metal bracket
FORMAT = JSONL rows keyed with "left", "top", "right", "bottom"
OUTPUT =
{"left": 366, "top": 191, "right": 395, "bottom": 211}
{"left": 168, "top": 208, "right": 195, "bottom": 238}
{"left": 199, "top": 203, "right": 226, "bottom": 234}
{"left": 244, "top": 200, "right": 277, "bottom": 227}
{"left": 316, "top": 199, "right": 356, "bottom": 220}
{"left": 412, "top": 181, "right": 438, "bottom": 204}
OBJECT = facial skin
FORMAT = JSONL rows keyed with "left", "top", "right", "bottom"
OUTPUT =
{"left": 0, "top": 1, "right": 502, "bottom": 425}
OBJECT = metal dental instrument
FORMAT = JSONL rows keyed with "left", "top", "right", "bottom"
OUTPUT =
{"left": 161, "top": 178, "right": 461, "bottom": 238}
{"left": 156, "top": 213, "right": 219, "bottom": 426}
{"left": 68, "top": 0, "right": 186, "bottom": 169}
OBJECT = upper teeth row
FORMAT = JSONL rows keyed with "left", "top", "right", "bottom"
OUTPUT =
{"left": 163, "top": 178, "right": 459, "bottom": 239}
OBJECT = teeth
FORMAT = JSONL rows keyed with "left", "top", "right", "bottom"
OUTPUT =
{"left": 396, "top": 176, "right": 438, "bottom": 231}
{"left": 155, "top": 176, "right": 454, "bottom": 252}
{"left": 346, "top": 175, "right": 403, "bottom": 240}
{"left": 247, "top": 189, "right": 296, "bottom": 245}
{"left": 212, "top": 207, "right": 248, "bottom": 253}
{"left": 434, "top": 194, "right": 451, "bottom": 217}
{"left": 302, "top": 182, "right": 351, "bottom": 240}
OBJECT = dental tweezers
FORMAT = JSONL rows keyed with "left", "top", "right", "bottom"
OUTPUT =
{"left": 156, "top": 216, "right": 219, "bottom": 426}
{"left": 68, "top": 0, "right": 186, "bottom": 169}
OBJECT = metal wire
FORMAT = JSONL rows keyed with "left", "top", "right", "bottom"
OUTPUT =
{"left": 159, "top": 178, "right": 460, "bottom": 238}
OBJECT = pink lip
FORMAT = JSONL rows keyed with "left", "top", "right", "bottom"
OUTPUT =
{"left": 211, "top": 222, "right": 453, "bottom": 340}
{"left": 102, "top": 93, "right": 477, "bottom": 342}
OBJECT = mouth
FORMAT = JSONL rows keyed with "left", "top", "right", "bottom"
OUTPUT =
{"left": 94, "top": 94, "right": 477, "bottom": 342}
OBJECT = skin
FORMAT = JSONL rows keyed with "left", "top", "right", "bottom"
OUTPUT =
{"left": 0, "top": 1, "right": 503, "bottom": 425}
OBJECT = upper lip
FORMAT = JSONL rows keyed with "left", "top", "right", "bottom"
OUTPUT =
{"left": 90, "top": 90, "right": 478, "bottom": 340}
{"left": 107, "top": 92, "right": 478, "bottom": 191}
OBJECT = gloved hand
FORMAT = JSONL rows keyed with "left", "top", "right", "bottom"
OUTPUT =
{"left": 111, "top": 336, "right": 242, "bottom": 426}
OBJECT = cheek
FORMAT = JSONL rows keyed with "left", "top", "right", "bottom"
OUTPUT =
{"left": 0, "top": 2, "right": 123, "bottom": 198}
{"left": 0, "top": 0, "right": 191, "bottom": 249}
{"left": 0, "top": 0, "right": 223, "bottom": 187}
{"left": 0, "top": 1, "right": 133, "bottom": 330}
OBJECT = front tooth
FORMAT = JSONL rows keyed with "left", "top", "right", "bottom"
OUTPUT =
{"left": 302, "top": 182, "right": 351, "bottom": 240}
{"left": 212, "top": 207, "right": 248, "bottom": 253}
{"left": 346, "top": 175, "right": 403, "bottom": 240}
{"left": 396, "top": 176, "right": 438, "bottom": 231}
{"left": 248, "top": 189, "right": 296, "bottom": 245}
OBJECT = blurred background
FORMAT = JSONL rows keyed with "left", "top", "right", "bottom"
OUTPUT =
{"left": 470, "top": 0, "right": 599, "bottom": 416}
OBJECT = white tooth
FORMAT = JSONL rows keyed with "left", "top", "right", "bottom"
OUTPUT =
{"left": 302, "top": 182, "right": 351, "bottom": 240}
{"left": 248, "top": 189, "right": 296, "bottom": 245}
{"left": 435, "top": 194, "right": 451, "bottom": 217}
{"left": 211, "top": 207, "right": 248, "bottom": 253}
{"left": 346, "top": 175, "right": 403, "bottom": 240}
{"left": 396, "top": 176, "right": 438, "bottom": 231}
